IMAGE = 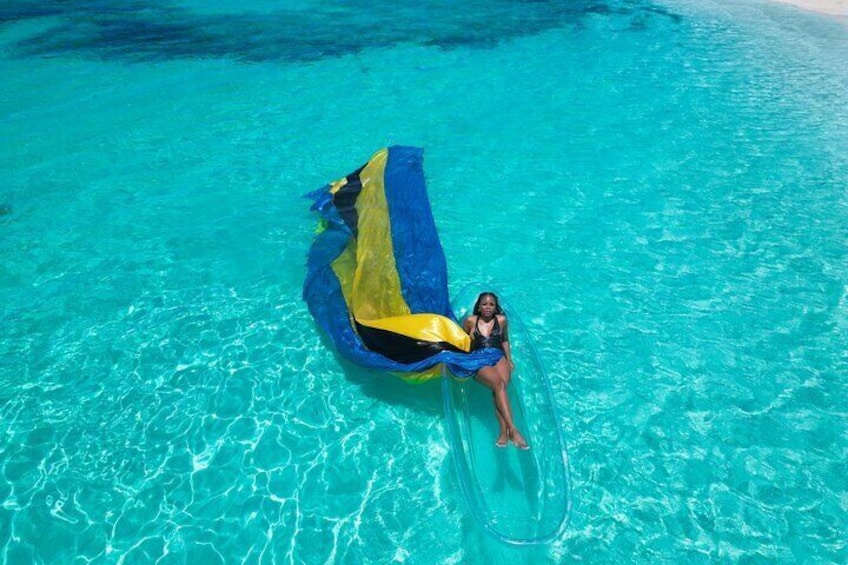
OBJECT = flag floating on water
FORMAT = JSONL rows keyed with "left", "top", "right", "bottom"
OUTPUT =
{"left": 303, "top": 146, "right": 502, "bottom": 382}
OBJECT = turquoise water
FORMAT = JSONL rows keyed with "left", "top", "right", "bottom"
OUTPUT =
{"left": 1, "top": 0, "right": 847, "bottom": 562}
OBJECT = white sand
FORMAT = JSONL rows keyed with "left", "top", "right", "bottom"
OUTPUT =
{"left": 771, "top": 0, "right": 848, "bottom": 16}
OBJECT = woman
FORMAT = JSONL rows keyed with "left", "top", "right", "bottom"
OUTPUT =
{"left": 463, "top": 292, "right": 529, "bottom": 450}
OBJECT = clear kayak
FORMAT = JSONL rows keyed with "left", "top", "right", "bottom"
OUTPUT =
{"left": 442, "top": 283, "right": 572, "bottom": 545}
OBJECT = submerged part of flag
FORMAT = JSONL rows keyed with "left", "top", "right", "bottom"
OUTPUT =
{"left": 303, "top": 146, "right": 503, "bottom": 382}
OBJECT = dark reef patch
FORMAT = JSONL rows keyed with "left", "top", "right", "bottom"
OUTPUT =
{"left": 0, "top": 0, "right": 683, "bottom": 63}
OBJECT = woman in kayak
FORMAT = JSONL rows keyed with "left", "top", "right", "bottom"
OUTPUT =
{"left": 464, "top": 292, "right": 529, "bottom": 450}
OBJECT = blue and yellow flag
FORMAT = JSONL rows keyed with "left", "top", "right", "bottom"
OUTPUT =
{"left": 303, "top": 146, "right": 502, "bottom": 382}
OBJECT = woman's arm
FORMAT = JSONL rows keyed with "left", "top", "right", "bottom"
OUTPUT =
{"left": 463, "top": 315, "right": 476, "bottom": 336}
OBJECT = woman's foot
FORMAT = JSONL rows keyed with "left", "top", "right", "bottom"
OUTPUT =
{"left": 495, "top": 430, "right": 509, "bottom": 448}
{"left": 510, "top": 429, "right": 530, "bottom": 450}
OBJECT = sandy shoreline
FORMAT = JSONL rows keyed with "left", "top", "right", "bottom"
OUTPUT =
{"left": 771, "top": 0, "right": 848, "bottom": 16}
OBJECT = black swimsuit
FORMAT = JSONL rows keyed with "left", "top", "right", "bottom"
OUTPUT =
{"left": 471, "top": 316, "right": 504, "bottom": 351}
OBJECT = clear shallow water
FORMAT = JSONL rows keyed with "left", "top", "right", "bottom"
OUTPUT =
{"left": 1, "top": 0, "right": 846, "bottom": 563}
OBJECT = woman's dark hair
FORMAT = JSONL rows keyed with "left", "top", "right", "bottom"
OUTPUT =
{"left": 472, "top": 292, "right": 504, "bottom": 316}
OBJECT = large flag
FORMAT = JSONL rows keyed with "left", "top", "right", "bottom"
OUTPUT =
{"left": 303, "top": 146, "right": 502, "bottom": 382}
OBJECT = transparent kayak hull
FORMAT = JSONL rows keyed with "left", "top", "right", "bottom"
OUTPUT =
{"left": 442, "top": 283, "right": 572, "bottom": 545}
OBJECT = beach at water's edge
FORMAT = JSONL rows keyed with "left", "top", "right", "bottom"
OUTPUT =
{"left": 772, "top": 0, "right": 848, "bottom": 16}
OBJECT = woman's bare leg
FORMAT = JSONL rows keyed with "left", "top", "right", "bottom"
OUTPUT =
{"left": 495, "top": 359, "right": 528, "bottom": 449}
{"left": 492, "top": 395, "right": 508, "bottom": 447}
{"left": 492, "top": 358, "right": 510, "bottom": 446}
{"left": 476, "top": 361, "right": 528, "bottom": 449}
